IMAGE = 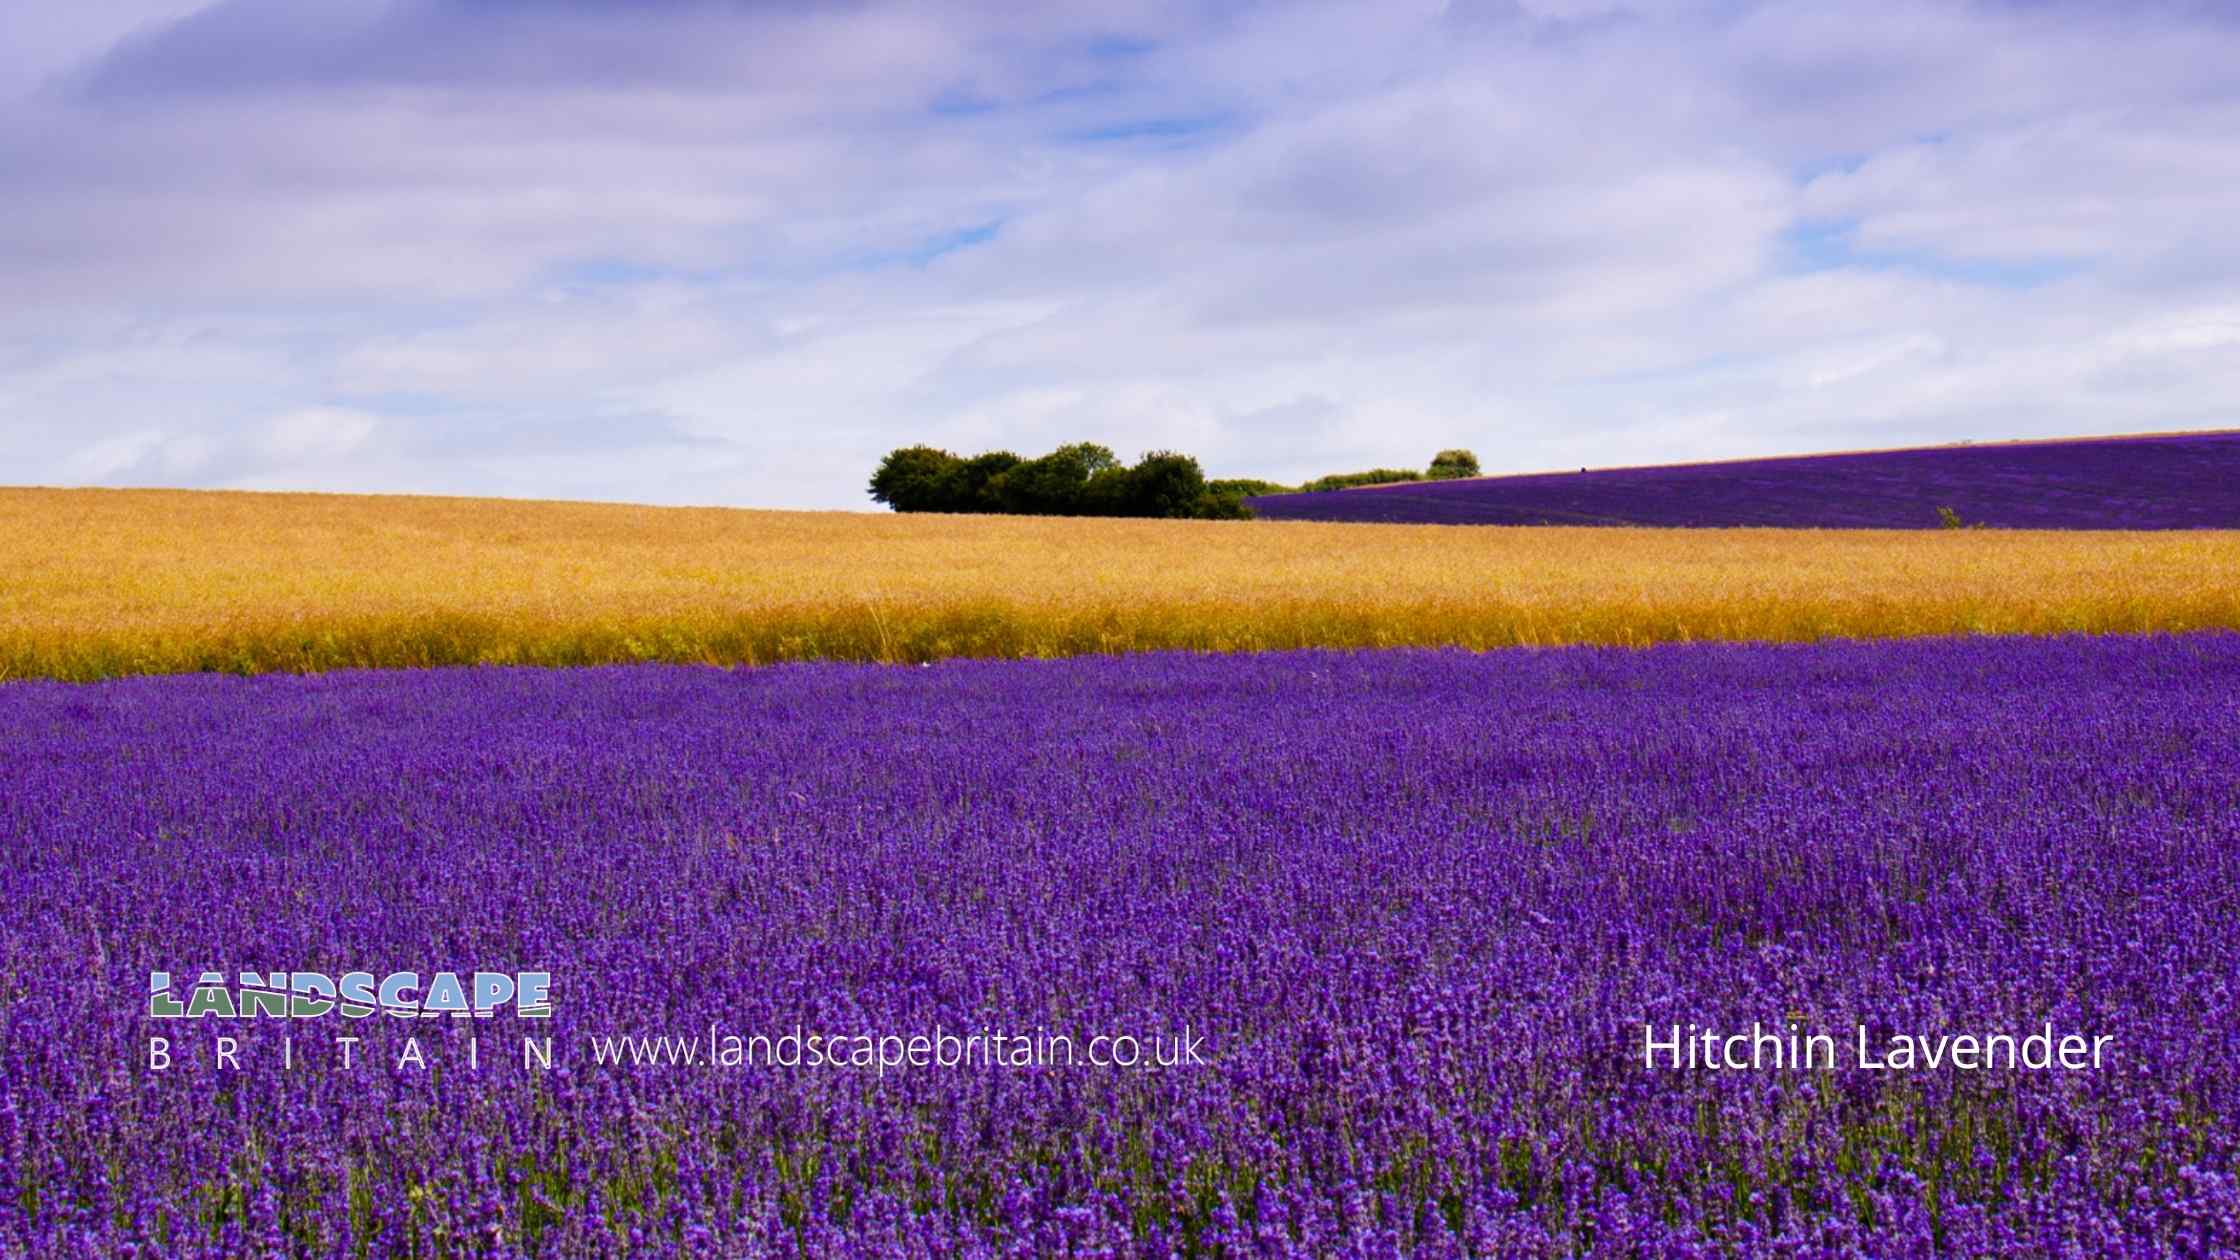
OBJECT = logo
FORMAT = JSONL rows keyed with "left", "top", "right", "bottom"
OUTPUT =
{"left": 148, "top": 971, "right": 552, "bottom": 1020}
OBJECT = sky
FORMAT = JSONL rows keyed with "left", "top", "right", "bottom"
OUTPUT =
{"left": 3, "top": 0, "right": 2237, "bottom": 510}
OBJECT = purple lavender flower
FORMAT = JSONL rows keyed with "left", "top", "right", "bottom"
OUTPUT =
{"left": 1247, "top": 431, "right": 2240, "bottom": 527}
{"left": 3, "top": 635, "right": 2236, "bottom": 1254}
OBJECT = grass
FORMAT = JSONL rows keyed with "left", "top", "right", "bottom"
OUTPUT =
{"left": 6, "top": 486, "right": 2239, "bottom": 681}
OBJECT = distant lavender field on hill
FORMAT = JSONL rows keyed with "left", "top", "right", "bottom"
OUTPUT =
{"left": 1247, "top": 431, "right": 2240, "bottom": 528}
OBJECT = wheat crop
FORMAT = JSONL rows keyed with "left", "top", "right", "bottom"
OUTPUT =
{"left": 4, "top": 487, "right": 2236, "bottom": 680}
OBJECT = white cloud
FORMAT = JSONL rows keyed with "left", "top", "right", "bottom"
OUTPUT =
{"left": 62, "top": 427, "right": 213, "bottom": 482}
{"left": 2, "top": 0, "right": 2237, "bottom": 507}
{"left": 263, "top": 406, "right": 377, "bottom": 461}
{"left": 65, "top": 428, "right": 166, "bottom": 480}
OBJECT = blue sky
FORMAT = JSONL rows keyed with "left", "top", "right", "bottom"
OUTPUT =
{"left": 3, "top": 0, "right": 2237, "bottom": 508}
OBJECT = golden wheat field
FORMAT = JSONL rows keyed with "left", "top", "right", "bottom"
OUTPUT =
{"left": 5, "top": 486, "right": 2238, "bottom": 681}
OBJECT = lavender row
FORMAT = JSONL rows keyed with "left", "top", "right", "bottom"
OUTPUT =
{"left": 1246, "top": 431, "right": 2240, "bottom": 527}
{"left": 3, "top": 637, "right": 2238, "bottom": 1255}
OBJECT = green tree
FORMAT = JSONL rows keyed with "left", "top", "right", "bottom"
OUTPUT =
{"left": 995, "top": 443, "right": 1121, "bottom": 514}
{"left": 868, "top": 446, "right": 963, "bottom": 512}
{"left": 1124, "top": 450, "right": 1209, "bottom": 518}
{"left": 1055, "top": 442, "right": 1121, "bottom": 478}
{"left": 943, "top": 451, "right": 1022, "bottom": 512}
{"left": 873, "top": 440, "right": 1259, "bottom": 518}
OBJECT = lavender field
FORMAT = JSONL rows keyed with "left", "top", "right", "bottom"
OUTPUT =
{"left": 5, "top": 638, "right": 2240, "bottom": 1256}
{"left": 1246, "top": 431, "right": 2240, "bottom": 527}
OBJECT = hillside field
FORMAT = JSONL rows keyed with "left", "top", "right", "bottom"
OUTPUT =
{"left": 1248, "top": 430, "right": 2240, "bottom": 527}
{"left": 7, "top": 486, "right": 2240, "bottom": 680}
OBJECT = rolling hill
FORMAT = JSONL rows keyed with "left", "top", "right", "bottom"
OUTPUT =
{"left": 1246, "top": 431, "right": 2240, "bottom": 527}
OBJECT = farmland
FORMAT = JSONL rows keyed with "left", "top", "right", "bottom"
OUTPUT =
{"left": 7, "top": 487, "right": 2240, "bottom": 681}
{"left": 5, "top": 637, "right": 2237, "bottom": 1254}
{"left": 1247, "top": 430, "right": 2240, "bottom": 528}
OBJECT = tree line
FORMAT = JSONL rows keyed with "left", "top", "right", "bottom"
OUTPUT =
{"left": 869, "top": 444, "right": 1252, "bottom": 519}
{"left": 1290, "top": 449, "right": 1480, "bottom": 493}
{"left": 868, "top": 444, "right": 1484, "bottom": 518}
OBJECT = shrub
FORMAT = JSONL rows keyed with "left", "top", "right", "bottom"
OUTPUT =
{"left": 1208, "top": 478, "right": 1293, "bottom": 498}
{"left": 1190, "top": 488, "right": 1255, "bottom": 520}
{"left": 1298, "top": 468, "right": 1422, "bottom": 494}
{"left": 1428, "top": 449, "right": 1480, "bottom": 479}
